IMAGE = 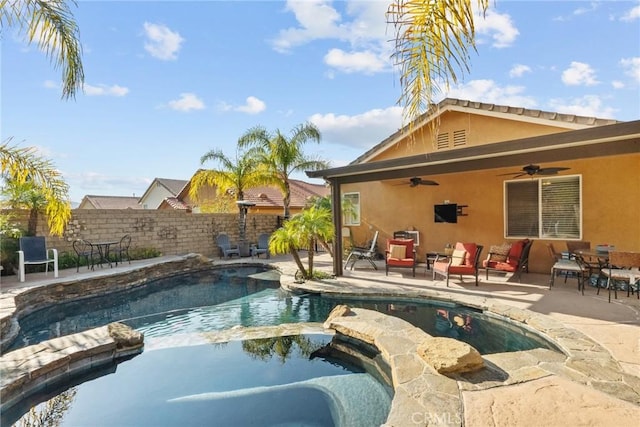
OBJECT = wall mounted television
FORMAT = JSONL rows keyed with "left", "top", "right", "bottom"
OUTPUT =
{"left": 434, "top": 203, "right": 458, "bottom": 223}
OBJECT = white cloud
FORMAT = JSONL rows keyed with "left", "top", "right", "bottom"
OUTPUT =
{"left": 83, "top": 83, "right": 129, "bottom": 97}
{"left": 443, "top": 79, "right": 537, "bottom": 108}
{"left": 509, "top": 64, "right": 531, "bottom": 78}
{"left": 612, "top": 80, "right": 625, "bottom": 89}
{"left": 309, "top": 106, "right": 402, "bottom": 149}
{"left": 620, "top": 4, "right": 640, "bottom": 22}
{"left": 271, "top": 1, "right": 391, "bottom": 75}
{"left": 235, "top": 96, "right": 266, "bottom": 114}
{"left": 168, "top": 93, "right": 205, "bottom": 112}
{"left": 143, "top": 22, "right": 184, "bottom": 61}
{"left": 218, "top": 96, "right": 266, "bottom": 114}
{"left": 620, "top": 57, "right": 640, "bottom": 83}
{"left": 561, "top": 61, "right": 599, "bottom": 86}
{"left": 324, "top": 48, "right": 387, "bottom": 74}
{"left": 475, "top": 8, "right": 520, "bottom": 48}
{"left": 548, "top": 95, "right": 617, "bottom": 119}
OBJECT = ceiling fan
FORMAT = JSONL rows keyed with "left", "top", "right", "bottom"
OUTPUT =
{"left": 498, "top": 164, "right": 570, "bottom": 178}
{"left": 407, "top": 177, "right": 439, "bottom": 187}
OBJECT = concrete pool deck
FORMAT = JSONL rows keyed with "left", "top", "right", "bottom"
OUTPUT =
{"left": 1, "top": 253, "right": 639, "bottom": 426}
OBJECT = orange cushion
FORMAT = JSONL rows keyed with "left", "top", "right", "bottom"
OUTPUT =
{"left": 455, "top": 242, "right": 477, "bottom": 265}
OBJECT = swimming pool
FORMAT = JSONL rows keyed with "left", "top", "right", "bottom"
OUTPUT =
{"left": 4, "top": 266, "right": 561, "bottom": 425}
{"left": 9, "top": 334, "right": 392, "bottom": 426}
{"left": 7, "top": 267, "right": 558, "bottom": 355}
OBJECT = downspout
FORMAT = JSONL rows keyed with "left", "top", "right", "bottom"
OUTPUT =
{"left": 330, "top": 178, "right": 344, "bottom": 276}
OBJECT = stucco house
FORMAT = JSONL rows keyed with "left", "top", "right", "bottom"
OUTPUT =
{"left": 307, "top": 98, "right": 640, "bottom": 277}
{"left": 138, "top": 178, "right": 188, "bottom": 210}
{"left": 158, "top": 173, "right": 329, "bottom": 217}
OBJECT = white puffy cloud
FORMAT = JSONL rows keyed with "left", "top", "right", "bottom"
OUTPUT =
{"left": 475, "top": 8, "right": 520, "bottom": 48}
{"left": 167, "top": 93, "right": 205, "bottom": 112}
{"left": 620, "top": 4, "right": 640, "bottom": 22}
{"left": 509, "top": 64, "right": 532, "bottom": 78}
{"left": 235, "top": 96, "right": 266, "bottom": 114}
{"left": 620, "top": 57, "right": 640, "bottom": 83}
{"left": 83, "top": 84, "right": 129, "bottom": 97}
{"left": 324, "top": 48, "right": 388, "bottom": 74}
{"left": 548, "top": 95, "right": 617, "bottom": 119}
{"left": 561, "top": 62, "right": 599, "bottom": 86}
{"left": 217, "top": 96, "right": 266, "bottom": 114}
{"left": 309, "top": 106, "right": 402, "bottom": 149}
{"left": 143, "top": 22, "right": 184, "bottom": 61}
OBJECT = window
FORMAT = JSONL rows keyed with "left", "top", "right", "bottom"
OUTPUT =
{"left": 505, "top": 175, "right": 581, "bottom": 239}
{"left": 342, "top": 192, "right": 360, "bottom": 226}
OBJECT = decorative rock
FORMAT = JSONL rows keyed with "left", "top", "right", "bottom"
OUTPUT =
{"left": 323, "top": 304, "right": 353, "bottom": 327}
{"left": 418, "top": 337, "right": 484, "bottom": 374}
{"left": 108, "top": 322, "right": 144, "bottom": 349}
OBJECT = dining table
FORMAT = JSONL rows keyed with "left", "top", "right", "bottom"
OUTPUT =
{"left": 90, "top": 240, "right": 119, "bottom": 269}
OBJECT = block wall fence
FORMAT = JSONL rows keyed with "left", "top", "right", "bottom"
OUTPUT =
{"left": 3, "top": 209, "right": 282, "bottom": 259}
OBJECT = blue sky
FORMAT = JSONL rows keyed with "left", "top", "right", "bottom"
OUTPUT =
{"left": 3, "top": 0, "right": 639, "bottom": 203}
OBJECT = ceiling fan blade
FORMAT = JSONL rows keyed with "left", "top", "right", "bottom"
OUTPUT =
{"left": 496, "top": 172, "right": 520, "bottom": 176}
{"left": 537, "top": 167, "right": 570, "bottom": 175}
{"left": 417, "top": 180, "right": 439, "bottom": 186}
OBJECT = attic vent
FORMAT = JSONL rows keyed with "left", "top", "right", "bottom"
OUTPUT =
{"left": 436, "top": 133, "right": 449, "bottom": 150}
{"left": 453, "top": 129, "right": 467, "bottom": 147}
{"left": 258, "top": 193, "right": 267, "bottom": 199}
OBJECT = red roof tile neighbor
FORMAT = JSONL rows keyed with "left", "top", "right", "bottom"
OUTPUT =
{"left": 161, "top": 197, "right": 189, "bottom": 210}
{"left": 243, "top": 179, "right": 329, "bottom": 208}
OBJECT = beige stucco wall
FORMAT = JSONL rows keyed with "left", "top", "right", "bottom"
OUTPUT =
{"left": 343, "top": 152, "right": 640, "bottom": 275}
{"left": 3, "top": 209, "right": 281, "bottom": 260}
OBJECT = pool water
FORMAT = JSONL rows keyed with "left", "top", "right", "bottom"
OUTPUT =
{"left": 5, "top": 266, "right": 560, "bottom": 425}
{"left": 11, "top": 335, "right": 392, "bottom": 427}
{"left": 8, "top": 267, "right": 558, "bottom": 355}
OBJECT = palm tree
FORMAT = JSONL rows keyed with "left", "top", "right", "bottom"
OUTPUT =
{"left": 0, "top": 140, "right": 71, "bottom": 236}
{"left": 189, "top": 148, "right": 268, "bottom": 242}
{"left": 269, "top": 205, "right": 334, "bottom": 280}
{"left": 1, "top": 0, "right": 84, "bottom": 99}
{"left": 238, "top": 122, "right": 330, "bottom": 218}
{"left": 1, "top": 180, "right": 47, "bottom": 236}
{"left": 386, "top": 0, "right": 489, "bottom": 128}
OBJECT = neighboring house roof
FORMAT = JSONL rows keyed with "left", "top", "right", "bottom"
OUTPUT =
{"left": 352, "top": 97, "right": 621, "bottom": 165}
{"left": 138, "top": 178, "right": 188, "bottom": 202}
{"left": 77, "top": 195, "right": 143, "bottom": 209}
{"left": 158, "top": 197, "right": 189, "bottom": 210}
{"left": 165, "top": 177, "right": 329, "bottom": 210}
{"left": 243, "top": 180, "right": 330, "bottom": 209}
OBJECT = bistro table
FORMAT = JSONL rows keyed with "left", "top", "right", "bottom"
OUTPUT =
{"left": 90, "top": 240, "right": 119, "bottom": 269}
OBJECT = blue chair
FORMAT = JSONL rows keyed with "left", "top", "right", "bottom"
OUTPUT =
{"left": 216, "top": 233, "right": 240, "bottom": 259}
{"left": 18, "top": 236, "right": 58, "bottom": 282}
{"left": 252, "top": 233, "right": 271, "bottom": 258}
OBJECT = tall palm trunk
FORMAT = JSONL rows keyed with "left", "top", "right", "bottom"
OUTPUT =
{"left": 283, "top": 181, "right": 291, "bottom": 218}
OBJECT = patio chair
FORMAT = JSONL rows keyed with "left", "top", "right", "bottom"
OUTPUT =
{"left": 432, "top": 242, "right": 483, "bottom": 286}
{"left": 17, "top": 236, "right": 58, "bottom": 282}
{"left": 72, "top": 239, "right": 94, "bottom": 272}
{"left": 345, "top": 231, "right": 379, "bottom": 270}
{"left": 547, "top": 243, "right": 587, "bottom": 293}
{"left": 483, "top": 239, "right": 533, "bottom": 282}
{"left": 385, "top": 237, "right": 417, "bottom": 277}
{"left": 113, "top": 234, "right": 132, "bottom": 265}
{"left": 252, "top": 233, "right": 271, "bottom": 258}
{"left": 216, "top": 233, "right": 240, "bottom": 259}
{"left": 599, "top": 251, "right": 640, "bottom": 302}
